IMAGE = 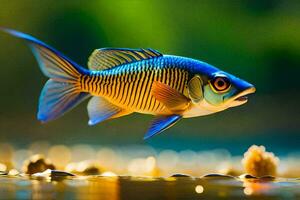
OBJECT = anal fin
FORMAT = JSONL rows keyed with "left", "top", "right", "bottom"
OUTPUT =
{"left": 87, "top": 96, "right": 132, "bottom": 125}
{"left": 110, "top": 109, "right": 133, "bottom": 119}
{"left": 144, "top": 115, "right": 182, "bottom": 140}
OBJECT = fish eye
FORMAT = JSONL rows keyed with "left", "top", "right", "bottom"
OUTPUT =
{"left": 210, "top": 76, "right": 231, "bottom": 93}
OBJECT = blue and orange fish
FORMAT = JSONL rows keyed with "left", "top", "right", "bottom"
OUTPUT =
{"left": 1, "top": 28, "right": 255, "bottom": 139}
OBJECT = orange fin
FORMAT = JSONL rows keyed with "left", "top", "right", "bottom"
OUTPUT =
{"left": 151, "top": 81, "right": 190, "bottom": 111}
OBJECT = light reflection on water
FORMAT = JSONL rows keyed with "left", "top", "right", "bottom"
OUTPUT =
{"left": 0, "top": 176, "right": 299, "bottom": 200}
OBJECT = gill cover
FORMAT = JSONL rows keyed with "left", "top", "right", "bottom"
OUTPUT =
{"left": 188, "top": 75, "right": 203, "bottom": 103}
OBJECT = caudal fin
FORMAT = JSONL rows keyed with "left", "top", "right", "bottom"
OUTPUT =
{"left": 1, "top": 28, "right": 90, "bottom": 122}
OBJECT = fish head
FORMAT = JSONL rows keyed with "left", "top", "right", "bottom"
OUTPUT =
{"left": 187, "top": 61, "right": 256, "bottom": 115}
{"left": 197, "top": 71, "right": 256, "bottom": 112}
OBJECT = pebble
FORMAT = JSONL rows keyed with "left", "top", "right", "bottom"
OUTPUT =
{"left": 201, "top": 173, "right": 235, "bottom": 179}
{"left": 32, "top": 169, "right": 75, "bottom": 179}
{"left": 0, "top": 171, "right": 8, "bottom": 175}
{"left": 170, "top": 173, "right": 192, "bottom": 178}
{"left": 22, "top": 154, "right": 55, "bottom": 175}
{"left": 239, "top": 174, "right": 257, "bottom": 179}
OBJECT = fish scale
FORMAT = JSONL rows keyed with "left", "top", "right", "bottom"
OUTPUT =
{"left": 81, "top": 57, "right": 189, "bottom": 114}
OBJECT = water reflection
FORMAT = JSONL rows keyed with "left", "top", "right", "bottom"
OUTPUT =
{"left": 0, "top": 176, "right": 299, "bottom": 200}
{"left": 31, "top": 180, "right": 62, "bottom": 199}
{"left": 76, "top": 177, "right": 119, "bottom": 200}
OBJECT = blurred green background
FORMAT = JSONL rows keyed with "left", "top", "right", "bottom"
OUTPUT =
{"left": 0, "top": 0, "right": 299, "bottom": 155}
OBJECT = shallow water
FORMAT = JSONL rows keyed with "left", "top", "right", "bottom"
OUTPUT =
{"left": 0, "top": 175, "right": 299, "bottom": 200}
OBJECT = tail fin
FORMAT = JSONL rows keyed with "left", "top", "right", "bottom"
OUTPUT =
{"left": 1, "top": 28, "right": 90, "bottom": 122}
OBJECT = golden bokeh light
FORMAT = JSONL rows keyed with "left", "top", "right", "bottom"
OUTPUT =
{"left": 195, "top": 185, "right": 204, "bottom": 194}
{"left": 48, "top": 145, "right": 71, "bottom": 169}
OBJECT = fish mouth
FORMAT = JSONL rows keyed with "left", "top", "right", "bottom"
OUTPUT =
{"left": 229, "top": 87, "right": 256, "bottom": 107}
{"left": 235, "top": 95, "right": 248, "bottom": 102}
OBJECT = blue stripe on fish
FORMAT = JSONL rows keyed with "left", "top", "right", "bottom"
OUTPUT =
{"left": 144, "top": 115, "right": 182, "bottom": 140}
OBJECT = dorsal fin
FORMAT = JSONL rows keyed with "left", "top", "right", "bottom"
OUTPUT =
{"left": 88, "top": 48, "right": 163, "bottom": 70}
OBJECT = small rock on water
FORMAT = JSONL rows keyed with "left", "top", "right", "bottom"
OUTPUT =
{"left": 201, "top": 173, "right": 235, "bottom": 179}
{"left": 0, "top": 171, "right": 8, "bottom": 175}
{"left": 170, "top": 173, "right": 192, "bottom": 178}
{"left": 239, "top": 174, "right": 257, "bottom": 179}
{"left": 32, "top": 169, "right": 75, "bottom": 179}
{"left": 65, "top": 161, "right": 102, "bottom": 175}
{"left": 22, "top": 154, "right": 55, "bottom": 175}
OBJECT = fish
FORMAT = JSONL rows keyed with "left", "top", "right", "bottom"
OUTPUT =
{"left": 1, "top": 28, "right": 255, "bottom": 139}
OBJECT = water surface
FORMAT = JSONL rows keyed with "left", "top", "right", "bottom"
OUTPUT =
{"left": 0, "top": 175, "right": 299, "bottom": 200}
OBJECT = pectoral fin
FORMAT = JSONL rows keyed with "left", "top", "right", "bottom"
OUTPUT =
{"left": 144, "top": 115, "right": 182, "bottom": 140}
{"left": 87, "top": 96, "right": 132, "bottom": 125}
{"left": 151, "top": 81, "right": 190, "bottom": 111}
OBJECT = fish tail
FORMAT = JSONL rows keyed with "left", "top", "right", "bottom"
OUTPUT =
{"left": 1, "top": 28, "right": 90, "bottom": 122}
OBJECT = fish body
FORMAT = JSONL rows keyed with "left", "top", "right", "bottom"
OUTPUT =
{"left": 1, "top": 28, "right": 256, "bottom": 139}
{"left": 82, "top": 55, "right": 207, "bottom": 117}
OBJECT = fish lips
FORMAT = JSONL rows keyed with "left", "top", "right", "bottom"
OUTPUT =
{"left": 229, "top": 87, "right": 256, "bottom": 107}
{"left": 226, "top": 79, "right": 256, "bottom": 107}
